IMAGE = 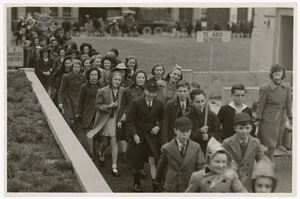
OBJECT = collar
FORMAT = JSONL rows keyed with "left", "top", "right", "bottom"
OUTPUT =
{"left": 269, "top": 80, "right": 286, "bottom": 91}
{"left": 238, "top": 136, "right": 249, "bottom": 145}
{"left": 43, "top": 58, "right": 48, "bottom": 61}
{"left": 175, "top": 138, "right": 187, "bottom": 150}
{"left": 145, "top": 98, "right": 153, "bottom": 105}
{"left": 87, "top": 80, "right": 102, "bottom": 87}
{"left": 228, "top": 102, "right": 247, "bottom": 112}
{"left": 70, "top": 72, "right": 82, "bottom": 80}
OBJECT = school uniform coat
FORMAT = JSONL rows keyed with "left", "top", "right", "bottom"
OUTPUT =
{"left": 186, "top": 167, "right": 247, "bottom": 193}
{"left": 86, "top": 85, "right": 124, "bottom": 154}
{"left": 256, "top": 81, "right": 292, "bottom": 148}
{"left": 124, "top": 96, "right": 164, "bottom": 169}
{"left": 35, "top": 57, "right": 53, "bottom": 89}
{"left": 217, "top": 103, "right": 253, "bottom": 140}
{"left": 161, "top": 97, "right": 192, "bottom": 144}
{"left": 222, "top": 134, "right": 265, "bottom": 191}
{"left": 76, "top": 81, "right": 104, "bottom": 128}
{"left": 58, "top": 72, "right": 86, "bottom": 120}
{"left": 155, "top": 139, "right": 206, "bottom": 192}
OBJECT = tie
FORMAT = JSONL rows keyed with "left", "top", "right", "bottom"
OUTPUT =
{"left": 181, "top": 103, "right": 186, "bottom": 114}
{"left": 180, "top": 144, "right": 186, "bottom": 157}
{"left": 241, "top": 141, "right": 247, "bottom": 156}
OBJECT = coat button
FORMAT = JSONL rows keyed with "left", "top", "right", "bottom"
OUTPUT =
{"left": 222, "top": 179, "right": 226, "bottom": 183}
{"left": 207, "top": 181, "right": 211, "bottom": 184}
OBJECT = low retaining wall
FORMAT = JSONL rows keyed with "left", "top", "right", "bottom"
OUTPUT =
{"left": 182, "top": 70, "right": 293, "bottom": 97}
{"left": 22, "top": 68, "right": 112, "bottom": 193}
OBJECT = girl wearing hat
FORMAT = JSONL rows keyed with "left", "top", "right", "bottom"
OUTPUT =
{"left": 251, "top": 157, "right": 277, "bottom": 193}
{"left": 185, "top": 89, "right": 222, "bottom": 154}
{"left": 112, "top": 63, "right": 132, "bottom": 88}
{"left": 147, "top": 63, "right": 165, "bottom": 84}
{"left": 67, "top": 49, "right": 80, "bottom": 62}
{"left": 50, "top": 56, "right": 72, "bottom": 106}
{"left": 27, "top": 45, "right": 41, "bottom": 69}
{"left": 156, "top": 65, "right": 183, "bottom": 103}
{"left": 76, "top": 67, "right": 104, "bottom": 157}
{"left": 88, "top": 71, "right": 125, "bottom": 177}
{"left": 26, "top": 37, "right": 40, "bottom": 67}
{"left": 256, "top": 64, "right": 292, "bottom": 162}
{"left": 58, "top": 60, "right": 86, "bottom": 131}
{"left": 52, "top": 47, "right": 66, "bottom": 71}
{"left": 186, "top": 137, "right": 247, "bottom": 192}
{"left": 36, "top": 47, "right": 53, "bottom": 93}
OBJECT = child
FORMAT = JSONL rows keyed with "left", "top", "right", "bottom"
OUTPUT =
{"left": 190, "top": 82, "right": 201, "bottom": 92}
{"left": 186, "top": 137, "right": 247, "bottom": 192}
{"left": 251, "top": 157, "right": 277, "bottom": 193}
{"left": 217, "top": 84, "right": 253, "bottom": 140}
{"left": 161, "top": 80, "right": 192, "bottom": 144}
{"left": 155, "top": 117, "right": 206, "bottom": 192}
{"left": 222, "top": 112, "right": 265, "bottom": 191}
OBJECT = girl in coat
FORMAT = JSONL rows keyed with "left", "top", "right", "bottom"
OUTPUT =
{"left": 156, "top": 65, "right": 183, "bottom": 104}
{"left": 125, "top": 55, "right": 138, "bottom": 80}
{"left": 58, "top": 60, "right": 86, "bottom": 131}
{"left": 147, "top": 63, "right": 165, "bottom": 84}
{"left": 112, "top": 63, "right": 132, "bottom": 88}
{"left": 94, "top": 71, "right": 125, "bottom": 177}
{"left": 76, "top": 67, "right": 104, "bottom": 156}
{"left": 185, "top": 89, "right": 222, "bottom": 154}
{"left": 52, "top": 47, "right": 66, "bottom": 71}
{"left": 50, "top": 56, "right": 72, "bottom": 107}
{"left": 251, "top": 157, "right": 277, "bottom": 193}
{"left": 91, "top": 57, "right": 108, "bottom": 86}
{"left": 35, "top": 47, "right": 53, "bottom": 92}
{"left": 100, "top": 55, "right": 115, "bottom": 83}
{"left": 186, "top": 137, "right": 247, "bottom": 193}
{"left": 81, "top": 57, "right": 92, "bottom": 75}
{"left": 256, "top": 64, "right": 292, "bottom": 162}
{"left": 28, "top": 45, "right": 41, "bottom": 69}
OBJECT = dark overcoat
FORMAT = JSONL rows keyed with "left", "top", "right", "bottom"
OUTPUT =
{"left": 124, "top": 96, "right": 164, "bottom": 169}
{"left": 35, "top": 58, "right": 53, "bottom": 89}
{"left": 58, "top": 72, "right": 86, "bottom": 119}
{"left": 161, "top": 97, "right": 192, "bottom": 144}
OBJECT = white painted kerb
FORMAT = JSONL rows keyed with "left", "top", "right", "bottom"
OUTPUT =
{"left": 23, "top": 70, "right": 112, "bottom": 193}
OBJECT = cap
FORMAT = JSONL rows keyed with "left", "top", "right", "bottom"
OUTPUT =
{"left": 233, "top": 112, "right": 251, "bottom": 124}
{"left": 174, "top": 117, "right": 193, "bottom": 131}
{"left": 252, "top": 157, "right": 276, "bottom": 180}
{"left": 206, "top": 137, "right": 228, "bottom": 163}
{"left": 67, "top": 49, "right": 80, "bottom": 55}
{"left": 115, "top": 63, "right": 129, "bottom": 70}
{"left": 145, "top": 81, "right": 159, "bottom": 93}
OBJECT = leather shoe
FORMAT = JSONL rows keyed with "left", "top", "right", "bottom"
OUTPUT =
{"left": 133, "top": 183, "right": 142, "bottom": 192}
{"left": 111, "top": 168, "right": 120, "bottom": 177}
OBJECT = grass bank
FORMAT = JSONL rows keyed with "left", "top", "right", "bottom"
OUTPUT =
{"left": 7, "top": 71, "right": 82, "bottom": 192}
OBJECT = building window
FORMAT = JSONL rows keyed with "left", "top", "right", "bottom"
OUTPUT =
{"left": 49, "top": 7, "right": 58, "bottom": 17}
{"left": 63, "top": 7, "right": 71, "bottom": 17}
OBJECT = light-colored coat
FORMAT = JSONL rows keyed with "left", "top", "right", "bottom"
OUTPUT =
{"left": 222, "top": 134, "right": 265, "bottom": 191}
{"left": 156, "top": 138, "right": 206, "bottom": 192}
{"left": 186, "top": 167, "right": 247, "bottom": 193}
{"left": 87, "top": 85, "right": 124, "bottom": 155}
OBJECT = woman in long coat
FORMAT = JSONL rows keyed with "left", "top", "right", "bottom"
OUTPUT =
{"left": 256, "top": 64, "right": 292, "bottom": 162}
{"left": 35, "top": 47, "right": 53, "bottom": 92}
{"left": 76, "top": 67, "right": 104, "bottom": 156}
{"left": 50, "top": 56, "right": 72, "bottom": 106}
{"left": 58, "top": 60, "right": 86, "bottom": 131}
{"left": 87, "top": 71, "right": 125, "bottom": 177}
{"left": 124, "top": 82, "right": 164, "bottom": 192}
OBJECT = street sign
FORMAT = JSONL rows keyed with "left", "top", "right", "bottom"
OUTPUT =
{"left": 196, "top": 31, "right": 231, "bottom": 43}
{"left": 7, "top": 46, "right": 24, "bottom": 68}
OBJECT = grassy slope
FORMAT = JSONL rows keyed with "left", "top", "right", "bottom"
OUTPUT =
{"left": 7, "top": 71, "right": 82, "bottom": 192}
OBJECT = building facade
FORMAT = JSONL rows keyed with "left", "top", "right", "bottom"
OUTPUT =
{"left": 249, "top": 8, "right": 293, "bottom": 71}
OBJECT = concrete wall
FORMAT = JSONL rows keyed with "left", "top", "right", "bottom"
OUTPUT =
{"left": 182, "top": 70, "right": 292, "bottom": 97}
{"left": 22, "top": 69, "right": 112, "bottom": 193}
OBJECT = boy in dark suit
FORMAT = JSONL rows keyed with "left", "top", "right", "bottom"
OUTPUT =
{"left": 217, "top": 84, "right": 253, "bottom": 140}
{"left": 155, "top": 117, "right": 206, "bottom": 192}
{"left": 222, "top": 112, "right": 265, "bottom": 191}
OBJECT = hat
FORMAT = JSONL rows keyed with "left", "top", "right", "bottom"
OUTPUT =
{"left": 89, "top": 48, "right": 100, "bottom": 56}
{"left": 80, "top": 43, "right": 92, "bottom": 52}
{"left": 252, "top": 157, "right": 276, "bottom": 180}
{"left": 233, "top": 112, "right": 251, "bottom": 124}
{"left": 174, "top": 117, "right": 193, "bottom": 131}
{"left": 114, "top": 63, "right": 129, "bottom": 71}
{"left": 40, "top": 47, "right": 51, "bottom": 54}
{"left": 145, "top": 81, "right": 159, "bottom": 92}
{"left": 67, "top": 49, "right": 80, "bottom": 55}
{"left": 206, "top": 137, "right": 228, "bottom": 162}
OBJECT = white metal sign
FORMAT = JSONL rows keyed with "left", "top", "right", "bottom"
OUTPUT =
{"left": 7, "top": 46, "right": 24, "bottom": 67}
{"left": 196, "top": 31, "right": 231, "bottom": 43}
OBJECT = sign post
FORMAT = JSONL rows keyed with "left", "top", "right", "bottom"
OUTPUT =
{"left": 196, "top": 31, "right": 231, "bottom": 126}
{"left": 7, "top": 46, "right": 24, "bottom": 69}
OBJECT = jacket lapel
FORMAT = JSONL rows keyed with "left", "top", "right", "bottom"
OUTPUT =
{"left": 103, "top": 86, "right": 112, "bottom": 104}
{"left": 228, "top": 135, "right": 243, "bottom": 161}
{"left": 147, "top": 98, "right": 160, "bottom": 118}
{"left": 181, "top": 140, "right": 194, "bottom": 169}
{"left": 138, "top": 97, "right": 151, "bottom": 116}
{"left": 169, "top": 139, "right": 184, "bottom": 162}
{"left": 240, "top": 136, "right": 255, "bottom": 164}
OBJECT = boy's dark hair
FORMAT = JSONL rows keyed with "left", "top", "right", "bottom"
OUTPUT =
{"left": 231, "top": 84, "right": 247, "bottom": 94}
{"left": 109, "top": 48, "right": 119, "bottom": 57}
{"left": 176, "top": 80, "right": 190, "bottom": 90}
{"left": 191, "top": 82, "right": 200, "bottom": 89}
{"left": 190, "top": 89, "right": 206, "bottom": 101}
{"left": 251, "top": 178, "right": 277, "bottom": 193}
{"left": 234, "top": 120, "right": 252, "bottom": 127}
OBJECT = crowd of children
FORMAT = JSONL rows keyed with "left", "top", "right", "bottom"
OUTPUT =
{"left": 16, "top": 13, "right": 292, "bottom": 194}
